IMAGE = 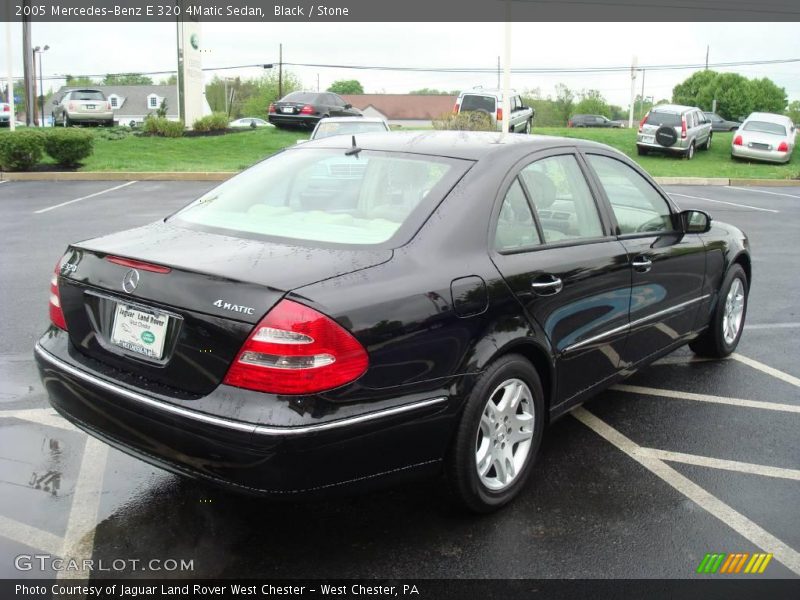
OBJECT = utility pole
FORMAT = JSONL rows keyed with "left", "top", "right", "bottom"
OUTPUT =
{"left": 4, "top": 14, "right": 15, "bottom": 131}
{"left": 496, "top": 56, "right": 500, "bottom": 89}
{"left": 501, "top": 3, "right": 511, "bottom": 134}
{"left": 628, "top": 55, "right": 638, "bottom": 129}
{"left": 278, "top": 43, "right": 283, "bottom": 99}
{"left": 317, "top": 73, "right": 319, "bottom": 92}
{"left": 705, "top": 45, "right": 709, "bottom": 70}
{"left": 22, "top": 7, "right": 35, "bottom": 127}
{"left": 639, "top": 68, "right": 645, "bottom": 119}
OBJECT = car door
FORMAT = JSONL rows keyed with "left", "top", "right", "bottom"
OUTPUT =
{"left": 490, "top": 150, "right": 632, "bottom": 407}
{"left": 583, "top": 152, "right": 707, "bottom": 367}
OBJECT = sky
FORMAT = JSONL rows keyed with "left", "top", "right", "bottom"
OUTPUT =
{"left": 1, "top": 21, "right": 799, "bottom": 106}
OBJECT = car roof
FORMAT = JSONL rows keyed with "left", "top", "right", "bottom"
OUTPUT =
{"left": 458, "top": 88, "right": 518, "bottom": 97}
{"left": 650, "top": 104, "right": 697, "bottom": 114}
{"left": 744, "top": 112, "right": 792, "bottom": 124}
{"left": 291, "top": 130, "right": 608, "bottom": 160}
{"left": 317, "top": 117, "right": 387, "bottom": 124}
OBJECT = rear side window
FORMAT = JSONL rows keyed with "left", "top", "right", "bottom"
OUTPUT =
{"left": 742, "top": 121, "right": 787, "bottom": 136}
{"left": 495, "top": 179, "right": 540, "bottom": 251}
{"left": 645, "top": 112, "right": 680, "bottom": 127}
{"left": 171, "top": 149, "right": 469, "bottom": 247}
{"left": 587, "top": 155, "right": 673, "bottom": 235}
{"left": 520, "top": 155, "right": 603, "bottom": 243}
{"left": 460, "top": 95, "right": 496, "bottom": 113}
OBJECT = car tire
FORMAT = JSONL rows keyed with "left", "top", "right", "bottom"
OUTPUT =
{"left": 701, "top": 133, "right": 712, "bottom": 151}
{"left": 445, "top": 353, "right": 545, "bottom": 513}
{"left": 685, "top": 142, "right": 695, "bottom": 160}
{"left": 637, "top": 146, "right": 649, "bottom": 156}
{"left": 689, "top": 264, "right": 748, "bottom": 358}
{"left": 521, "top": 119, "right": 531, "bottom": 135}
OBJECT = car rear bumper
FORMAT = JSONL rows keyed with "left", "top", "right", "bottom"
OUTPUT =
{"left": 34, "top": 331, "right": 452, "bottom": 496}
{"left": 731, "top": 145, "right": 791, "bottom": 164}
{"left": 268, "top": 114, "right": 319, "bottom": 128}
{"left": 67, "top": 112, "right": 114, "bottom": 122}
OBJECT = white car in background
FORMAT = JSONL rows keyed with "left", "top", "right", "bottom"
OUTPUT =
{"left": 229, "top": 117, "right": 271, "bottom": 128}
{"left": 732, "top": 112, "right": 796, "bottom": 164}
{"left": 309, "top": 116, "right": 390, "bottom": 140}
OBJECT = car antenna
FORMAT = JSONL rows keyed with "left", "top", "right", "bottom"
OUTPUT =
{"left": 345, "top": 135, "right": 362, "bottom": 156}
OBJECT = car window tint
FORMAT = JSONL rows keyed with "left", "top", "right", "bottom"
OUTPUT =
{"left": 495, "top": 179, "right": 540, "bottom": 251}
{"left": 520, "top": 155, "right": 603, "bottom": 243}
{"left": 587, "top": 155, "right": 673, "bottom": 235}
{"left": 73, "top": 90, "right": 105, "bottom": 101}
{"left": 460, "top": 95, "right": 495, "bottom": 113}
{"left": 172, "top": 149, "right": 467, "bottom": 246}
{"left": 645, "top": 112, "right": 680, "bottom": 127}
{"left": 742, "top": 121, "right": 787, "bottom": 136}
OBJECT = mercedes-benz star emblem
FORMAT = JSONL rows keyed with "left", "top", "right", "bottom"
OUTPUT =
{"left": 122, "top": 269, "right": 140, "bottom": 294}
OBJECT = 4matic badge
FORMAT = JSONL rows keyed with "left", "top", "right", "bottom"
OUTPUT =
{"left": 213, "top": 299, "right": 255, "bottom": 315}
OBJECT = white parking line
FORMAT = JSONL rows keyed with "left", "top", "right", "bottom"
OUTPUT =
{"left": 58, "top": 437, "right": 109, "bottom": 580}
{"left": 636, "top": 448, "right": 800, "bottom": 482}
{"left": 732, "top": 353, "right": 800, "bottom": 389}
{"left": 0, "top": 514, "right": 63, "bottom": 555}
{"left": 611, "top": 384, "right": 800, "bottom": 413}
{"left": 746, "top": 322, "right": 800, "bottom": 330}
{"left": 34, "top": 181, "right": 138, "bottom": 214}
{"left": 728, "top": 186, "right": 800, "bottom": 199}
{"left": 3, "top": 408, "right": 79, "bottom": 432}
{"left": 0, "top": 180, "right": 8, "bottom": 185}
{"left": 668, "top": 192, "right": 779, "bottom": 214}
{"left": 573, "top": 407, "right": 800, "bottom": 576}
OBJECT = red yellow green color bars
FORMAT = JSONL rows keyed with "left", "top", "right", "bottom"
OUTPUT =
{"left": 696, "top": 552, "right": 773, "bottom": 574}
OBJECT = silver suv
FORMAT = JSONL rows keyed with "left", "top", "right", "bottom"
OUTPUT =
{"left": 636, "top": 104, "right": 712, "bottom": 160}
{"left": 455, "top": 87, "right": 535, "bottom": 133}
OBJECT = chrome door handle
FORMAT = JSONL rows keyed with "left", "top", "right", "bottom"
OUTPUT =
{"left": 632, "top": 257, "right": 653, "bottom": 273}
{"left": 531, "top": 276, "right": 563, "bottom": 295}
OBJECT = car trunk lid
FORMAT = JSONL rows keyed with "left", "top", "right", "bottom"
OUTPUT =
{"left": 57, "top": 221, "right": 391, "bottom": 395}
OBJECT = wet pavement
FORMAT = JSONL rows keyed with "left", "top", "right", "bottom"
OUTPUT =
{"left": 0, "top": 180, "right": 798, "bottom": 580}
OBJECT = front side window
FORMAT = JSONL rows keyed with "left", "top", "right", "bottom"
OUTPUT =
{"left": 171, "top": 149, "right": 468, "bottom": 247}
{"left": 519, "top": 155, "right": 603, "bottom": 243}
{"left": 587, "top": 154, "right": 674, "bottom": 235}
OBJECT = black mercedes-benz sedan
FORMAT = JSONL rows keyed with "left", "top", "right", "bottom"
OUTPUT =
{"left": 35, "top": 131, "right": 750, "bottom": 512}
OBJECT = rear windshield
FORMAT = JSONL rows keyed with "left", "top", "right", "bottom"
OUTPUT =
{"left": 71, "top": 90, "right": 105, "bottom": 101}
{"left": 742, "top": 121, "right": 787, "bottom": 136}
{"left": 170, "top": 149, "right": 469, "bottom": 247}
{"left": 282, "top": 92, "right": 320, "bottom": 103}
{"left": 460, "top": 95, "right": 496, "bottom": 113}
{"left": 312, "top": 121, "right": 388, "bottom": 140}
{"left": 645, "top": 112, "right": 681, "bottom": 127}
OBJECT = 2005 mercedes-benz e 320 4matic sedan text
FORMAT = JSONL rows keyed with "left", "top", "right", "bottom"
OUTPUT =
{"left": 35, "top": 131, "right": 750, "bottom": 512}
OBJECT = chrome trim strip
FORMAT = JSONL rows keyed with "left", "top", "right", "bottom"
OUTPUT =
{"left": 563, "top": 294, "right": 711, "bottom": 354}
{"left": 34, "top": 343, "right": 448, "bottom": 437}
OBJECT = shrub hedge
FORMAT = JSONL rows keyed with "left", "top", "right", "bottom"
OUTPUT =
{"left": 0, "top": 130, "right": 45, "bottom": 171}
{"left": 432, "top": 111, "right": 496, "bottom": 132}
{"left": 43, "top": 129, "right": 94, "bottom": 167}
{"left": 143, "top": 116, "right": 185, "bottom": 138}
{"left": 192, "top": 112, "right": 230, "bottom": 132}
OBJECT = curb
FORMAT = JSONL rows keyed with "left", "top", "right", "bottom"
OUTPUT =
{"left": 1, "top": 171, "right": 798, "bottom": 187}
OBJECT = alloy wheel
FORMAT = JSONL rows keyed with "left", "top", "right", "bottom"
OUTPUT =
{"left": 722, "top": 278, "right": 745, "bottom": 345}
{"left": 475, "top": 378, "right": 535, "bottom": 491}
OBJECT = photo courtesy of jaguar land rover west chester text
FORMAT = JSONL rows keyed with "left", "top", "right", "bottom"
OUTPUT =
{"left": 35, "top": 131, "right": 751, "bottom": 512}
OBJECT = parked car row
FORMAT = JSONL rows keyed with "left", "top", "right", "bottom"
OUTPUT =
{"left": 635, "top": 104, "right": 795, "bottom": 164}
{"left": 568, "top": 114, "right": 624, "bottom": 128}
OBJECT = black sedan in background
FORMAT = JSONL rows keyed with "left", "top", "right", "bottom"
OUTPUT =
{"left": 268, "top": 91, "right": 362, "bottom": 129}
{"left": 35, "top": 132, "right": 750, "bottom": 512}
{"left": 704, "top": 112, "right": 741, "bottom": 132}
{"left": 568, "top": 114, "right": 624, "bottom": 128}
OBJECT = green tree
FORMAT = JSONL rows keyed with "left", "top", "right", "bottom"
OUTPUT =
{"left": 786, "top": 100, "right": 800, "bottom": 126}
{"left": 553, "top": 84, "right": 575, "bottom": 126}
{"left": 327, "top": 79, "right": 364, "bottom": 95}
{"left": 746, "top": 77, "right": 788, "bottom": 116}
{"left": 573, "top": 89, "right": 610, "bottom": 117}
{"left": 410, "top": 88, "right": 459, "bottom": 95}
{"left": 102, "top": 73, "right": 154, "bottom": 86}
{"left": 672, "top": 70, "right": 787, "bottom": 120}
{"left": 672, "top": 70, "right": 718, "bottom": 110}
{"left": 64, "top": 75, "right": 96, "bottom": 87}
{"left": 159, "top": 74, "right": 178, "bottom": 86}
{"left": 239, "top": 71, "right": 303, "bottom": 118}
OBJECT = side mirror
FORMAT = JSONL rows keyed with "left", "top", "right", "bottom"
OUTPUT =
{"left": 52, "top": 97, "right": 59, "bottom": 105}
{"left": 680, "top": 209, "right": 712, "bottom": 234}
{"left": 344, "top": 103, "right": 352, "bottom": 109}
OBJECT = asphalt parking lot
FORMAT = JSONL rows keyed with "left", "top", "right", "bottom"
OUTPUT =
{"left": 0, "top": 179, "right": 798, "bottom": 580}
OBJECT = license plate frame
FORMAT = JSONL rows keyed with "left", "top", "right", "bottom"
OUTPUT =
{"left": 85, "top": 104, "right": 96, "bottom": 110}
{"left": 642, "top": 135, "right": 655, "bottom": 144}
{"left": 281, "top": 107, "right": 295, "bottom": 114}
{"left": 110, "top": 302, "right": 170, "bottom": 360}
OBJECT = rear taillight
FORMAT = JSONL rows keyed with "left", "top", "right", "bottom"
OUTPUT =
{"left": 496, "top": 107, "right": 503, "bottom": 121}
{"left": 268, "top": 103, "right": 276, "bottom": 114}
{"left": 49, "top": 262, "right": 67, "bottom": 331}
{"left": 223, "top": 299, "right": 368, "bottom": 395}
{"left": 733, "top": 135, "right": 743, "bottom": 146}
{"left": 777, "top": 141, "right": 789, "bottom": 152}
{"left": 299, "top": 105, "right": 314, "bottom": 115}
{"left": 2, "top": 105, "right": 8, "bottom": 112}
{"left": 638, "top": 113, "right": 648, "bottom": 133}
{"left": 680, "top": 117, "right": 687, "bottom": 139}
{"left": 106, "top": 101, "right": 112, "bottom": 110}
{"left": 453, "top": 103, "right": 459, "bottom": 113}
